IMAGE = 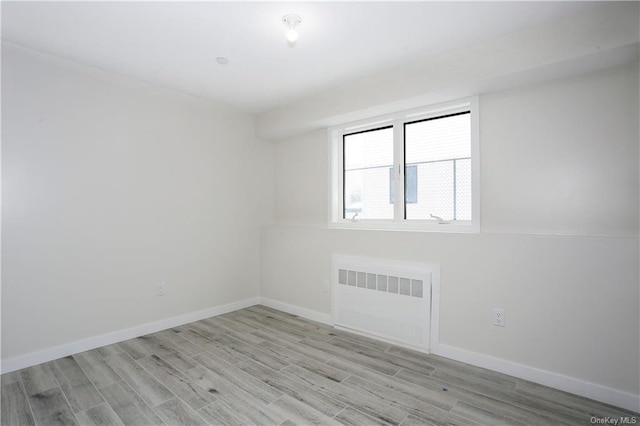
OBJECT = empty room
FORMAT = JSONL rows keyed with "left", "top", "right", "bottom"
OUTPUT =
{"left": 1, "top": 1, "right": 639, "bottom": 425}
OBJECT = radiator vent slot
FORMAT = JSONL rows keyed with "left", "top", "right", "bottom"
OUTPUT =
{"left": 333, "top": 254, "right": 436, "bottom": 352}
{"left": 338, "top": 269, "right": 424, "bottom": 298}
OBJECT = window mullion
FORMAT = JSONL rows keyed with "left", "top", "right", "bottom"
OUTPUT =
{"left": 393, "top": 120, "right": 405, "bottom": 223}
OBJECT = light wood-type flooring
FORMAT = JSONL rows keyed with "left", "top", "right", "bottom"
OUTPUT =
{"left": 1, "top": 305, "right": 637, "bottom": 425}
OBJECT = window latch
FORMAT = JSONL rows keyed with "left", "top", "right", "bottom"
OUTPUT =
{"left": 430, "top": 214, "right": 450, "bottom": 225}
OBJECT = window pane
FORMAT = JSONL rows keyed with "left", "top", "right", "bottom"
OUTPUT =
{"left": 405, "top": 112, "right": 471, "bottom": 221}
{"left": 455, "top": 158, "right": 472, "bottom": 220}
{"left": 405, "top": 161, "right": 454, "bottom": 219}
{"left": 344, "top": 127, "right": 393, "bottom": 219}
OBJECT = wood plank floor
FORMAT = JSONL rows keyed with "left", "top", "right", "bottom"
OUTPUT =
{"left": 1, "top": 305, "right": 637, "bottom": 425}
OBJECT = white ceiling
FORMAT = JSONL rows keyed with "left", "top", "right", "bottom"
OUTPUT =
{"left": 2, "top": 1, "right": 599, "bottom": 113}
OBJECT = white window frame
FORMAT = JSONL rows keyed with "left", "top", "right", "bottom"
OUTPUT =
{"left": 329, "top": 97, "right": 480, "bottom": 233}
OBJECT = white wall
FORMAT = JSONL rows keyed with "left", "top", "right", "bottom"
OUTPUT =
{"left": 262, "top": 63, "right": 639, "bottom": 401}
{"left": 1, "top": 43, "right": 273, "bottom": 360}
{"left": 481, "top": 64, "right": 639, "bottom": 237}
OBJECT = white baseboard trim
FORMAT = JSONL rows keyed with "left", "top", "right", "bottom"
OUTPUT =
{"left": 432, "top": 343, "right": 640, "bottom": 413}
{"left": 259, "top": 297, "right": 333, "bottom": 326}
{"left": 1, "top": 297, "right": 260, "bottom": 374}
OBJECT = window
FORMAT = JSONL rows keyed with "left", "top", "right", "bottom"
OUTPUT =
{"left": 343, "top": 126, "right": 393, "bottom": 220}
{"left": 330, "top": 97, "right": 479, "bottom": 232}
{"left": 404, "top": 112, "right": 471, "bottom": 221}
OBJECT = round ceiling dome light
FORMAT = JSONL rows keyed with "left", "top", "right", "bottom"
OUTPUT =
{"left": 282, "top": 14, "right": 302, "bottom": 44}
{"left": 216, "top": 57, "right": 229, "bottom": 65}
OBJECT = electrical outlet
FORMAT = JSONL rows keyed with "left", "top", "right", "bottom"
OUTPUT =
{"left": 322, "top": 280, "right": 330, "bottom": 293}
{"left": 493, "top": 308, "right": 505, "bottom": 327}
{"left": 156, "top": 282, "right": 165, "bottom": 297}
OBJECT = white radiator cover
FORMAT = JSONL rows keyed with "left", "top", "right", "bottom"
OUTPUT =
{"left": 332, "top": 254, "right": 439, "bottom": 353}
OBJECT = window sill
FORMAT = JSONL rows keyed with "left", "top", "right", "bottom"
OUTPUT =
{"left": 328, "top": 220, "right": 480, "bottom": 234}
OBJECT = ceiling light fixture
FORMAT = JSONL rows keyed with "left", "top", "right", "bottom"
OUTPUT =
{"left": 282, "top": 14, "right": 302, "bottom": 44}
